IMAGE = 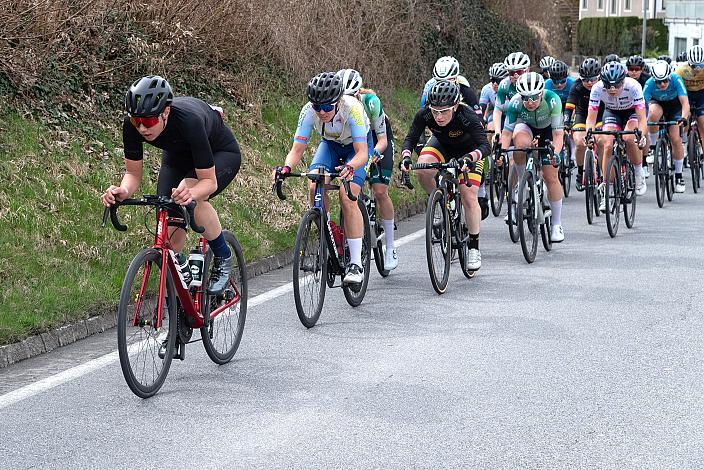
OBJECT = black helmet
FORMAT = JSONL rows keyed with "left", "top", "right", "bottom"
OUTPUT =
{"left": 549, "top": 60, "right": 569, "bottom": 81}
{"left": 677, "top": 51, "right": 688, "bottom": 62}
{"left": 579, "top": 58, "right": 601, "bottom": 79}
{"left": 125, "top": 75, "right": 173, "bottom": 117}
{"left": 626, "top": 55, "right": 645, "bottom": 68}
{"left": 657, "top": 54, "right": 673, "bottom": 64}
{"left": 306, "top": 72, "right": 343, "bottom": 105}
{"left": 604, "top": 54, "right": 620, "bottom": 64}
{"left": 428, "top": 80, "right": 460, "bottom": 107}
{"left": 600, "top": 62, "right": 627, "bottom": 87}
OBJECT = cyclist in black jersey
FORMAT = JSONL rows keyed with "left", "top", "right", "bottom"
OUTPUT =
{"left": 401, "top": 81, "right": 490, "bottom": 270}
{"left": 101, "top": 76, "right": 241, "bottom": 295}
{"left": 564, "top": 58, "right": 605, "bottom": 190}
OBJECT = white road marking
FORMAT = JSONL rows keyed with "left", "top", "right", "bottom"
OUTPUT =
{"left": 0, "top": 227, "right": 425, "bottom": 409}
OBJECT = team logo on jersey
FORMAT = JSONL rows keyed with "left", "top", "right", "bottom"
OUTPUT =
{"left": 350, "top": 105, "right": 365, "bottom": 126}
{"left": 449, "top": 130, "right": 464, "bottom": 138}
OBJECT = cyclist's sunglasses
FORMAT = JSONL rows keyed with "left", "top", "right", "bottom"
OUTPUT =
{"left": 508, "top": 69, "right": 526, "bottom": 77}
{"left": 429, "top": 106, "right": 454, "bottom": 115}
{"left": 130, "top": 115, "right": 161, "bottom": 129}
{"left": 655, "top": 78, "right": 670, "bottom": 85}
{"left": 490, "top": 78, "right": 502, "bottom": 84}
{"left": 581, "top": 76, "right": 599, "bottom": 83}
{"left": 605, "top": 82, "right": 624, "bottom": 90}
{"left": 627, "top": 67, "right": 642, "bottom": 72}
{"left": 312, "top": 103, "right": 335, "bottom": 113}
{"left": 552, "top": 78, "right": 567, "bottom": 85}
{"left": 521, "top": 93, "right": 542, "bottom": 103}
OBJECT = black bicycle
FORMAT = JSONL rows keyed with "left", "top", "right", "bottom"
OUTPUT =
{"left": 559, "top": 131, "right": 574, "bottom": 198}
{"left": 363, "top": 161, "right": 392, "bottom": 277}
{"left": 583, "top": 139, "right": 602, "bottom": 225}
{"left": 402, "top": 159, "right": 476, "bottom": 294}
{"left": 488, "top": 133, "right": 509, "bottom": 217}
{"left": 275, "top": 171, "right": 371, "bottom": 328}
{"left": 512, "top": 145, "right": 558, "bottom": 263}
{"left": 587, "top": 129, "right": 641, "bottom": 238}
{"left": 687, "top": 115, "right": 703, "bottom": 193}
{"left": 649, "top": 120, "right": 682, "bottom": 207}
{"left": 498, "top": 148, "right": 523, "bottom": 244}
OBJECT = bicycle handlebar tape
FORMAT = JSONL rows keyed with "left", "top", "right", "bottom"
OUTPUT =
{"left": 401, "top": 172, "right": 414, "bottom": 190}
{"left": 110, "top": 205, "right": 128, "bottom": 231}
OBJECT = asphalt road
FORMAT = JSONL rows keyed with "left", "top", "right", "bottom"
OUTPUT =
{"left": 2, "top": 172, "right": 704, "bottom": 469}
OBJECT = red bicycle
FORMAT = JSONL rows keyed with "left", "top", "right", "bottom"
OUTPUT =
{"left": 103, "top": 195, "right": 247, "bottom": 398}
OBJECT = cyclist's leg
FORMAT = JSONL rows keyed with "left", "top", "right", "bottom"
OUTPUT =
{"left": 623, "top": 111, "right": 641, "bottom": 165}
{"left": 460, "top": 157, "right": 484, "bottom": 237}
{"left": 534, "top": 126, "right": 564, "bottom": 232}
{"left": 601, "top": 109, "right": 622, "bottom": 175}
{"left": 663, "top": 100, "right": 686, "bottom": 188}
{"left": 417, "top": 136, "right": 447, "bottom": 194}
{"left": 157, "top": 155, "right": 191, "bottom": 251}
{"left": 511, "top": 124, "right": 531, "bottom": 170}
{"left": 690, "top": 91, "right": 704, "bottom": 143}
{"left": 648, "top": 102, "right": 664, "bottom": 149}
{"left": 309, "top": 139, "right": 336, "bottom": 214}
{"left": 340, "top": 141, "right": 368, "bottom": 272}
{"left": 371, "top": 120, "right": 396, "bottom": 253}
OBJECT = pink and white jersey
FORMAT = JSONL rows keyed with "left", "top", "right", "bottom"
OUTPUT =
{"left": 588, "top": 77, "right": 645, "bottom": 111}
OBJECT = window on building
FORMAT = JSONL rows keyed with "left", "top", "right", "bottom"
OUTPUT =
{"left": 661, "top": 0, "right": 666, "bottom": 10}
{"left": 624, "top": 0, "right": 631, "bottom": 10}
{"left": 610, "top": 0, "right": 617, "bottom": 14}
{"left": 597, "top": 0, "right": 604, "bottom": 10}
{"left": 581, "top": 0, "right": 588, "bottom": 9}
{"left": 695, "top": 38, "right": 700, "bottom": 47}
{"left": 675, "top": 37, "right": 688, "bottom": 57}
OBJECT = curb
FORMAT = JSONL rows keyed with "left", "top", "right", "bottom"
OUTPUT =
{"left": 0, "top": 196, "right": 427, "bottom": 369}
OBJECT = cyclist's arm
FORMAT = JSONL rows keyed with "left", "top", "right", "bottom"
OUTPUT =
{"left": 285, "top": 105, "right": 315, "bottom": 167}
{"left": 467, "top": 115, "right": 491, "bottom": 159}
{"left": 635, "top": 106, "right": 648, "bottom": 137}
{"left": 182, "top": 122, "right": 219, "bottom": 200}
{"left": 374, "top": 133, "right": 388, "bottom": 156}
{"left": 563, "top": 83, "right": 579, "bottom": 124}
{"left": 284, "top": 142, "right": 307, "bottom": 168}
{"left": 119, "top": 159, "right": 143, "bottom": 199}
{"left": 402, "top": 109, "right": 427, "bottom": 157}
{"left": 347, "top": 102, "right": 371, "bottom": 171}
{"left": 642, "top": 79, "right": 654, "bottom": 105}
{"left": 674, "top": 75, "right": 690, "bottom": 120}
{"left": 585, "top": 85, "right": 602, "bottom": 133}
{"left": 549, "top": 96, "right": 565, "bottom": 154}
{"left": 680, "top": 95, "right": 691, "bottom": 121}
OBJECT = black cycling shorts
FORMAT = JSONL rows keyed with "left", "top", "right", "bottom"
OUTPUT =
{"left": 369, "top": 116, "right": 395, "bottom": 185}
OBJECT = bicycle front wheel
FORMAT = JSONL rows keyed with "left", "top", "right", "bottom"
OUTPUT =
{"left": 490, "top": 158, "right": 505, "bottom": 216}
{"left": 201, "top": 230, "right": 248, "bottom": 364}
{"left": 117, "top": 248, "right": 176, "bottom": 399}
{"left": 584, "top": 150, "right": 595, "bottom": 225}
{"left": 605, "top": 157, "right": 621, "bottom": 238}
{"left": 517, "top": 171, "right": 538, "bottom": 263}
{"left": 654, "top": 139, "right": 666, "bottom": 208}
{"left": 507, "top": 164, "right": 520, "bottom": 243}
{"left": 293, "top": 209, "right": 327, "bottom": 328}
{"left": 341, "top": 198, "right": 372, "bottom": 307}
{"left": 370, "top": 199, "right": 390, "bottom": 278}
{"left": 425, "top": 188, "right": 451, "bottom": 294}
{"left": 689, "top": 129, "right": 701, "bottom": 193}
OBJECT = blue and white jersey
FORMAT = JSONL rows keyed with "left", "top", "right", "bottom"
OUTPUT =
{"left": 545, "top": 76, "right": 577, "bottom": 104}
{"left": 643, "top": 73, "right": 688, "bottom": 103}
{"left": 479, "top": 82, "right": 497, "bottom": 110}
{"left": 294, "top": 95, "right": 370, "bottom": 146}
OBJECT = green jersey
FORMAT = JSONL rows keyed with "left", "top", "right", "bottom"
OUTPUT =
{"left": 504, "top": 90, "right": 563, "bottom": 132}
{"left": 360, "top": 92, "right": 386, "bottom": 136}
{"left": 495, "top": 77, "right": 518, "bottom": 112}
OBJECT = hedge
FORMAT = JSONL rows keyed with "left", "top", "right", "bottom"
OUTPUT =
{"left": 577, "top": 17, "right": 668, "bottom": 57}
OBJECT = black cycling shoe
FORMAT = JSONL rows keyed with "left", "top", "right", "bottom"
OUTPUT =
{"left": 575, "top": 173, "right": 584, "bottom": 192}
{"left": 207, "top": 255, "right": 232, "bottom": 295}
{"left": 478, "top": 196, "right": 489, "bottom": 220}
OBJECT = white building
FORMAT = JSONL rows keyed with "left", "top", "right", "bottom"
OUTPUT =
{"left": 665, "top": 0, "right": 704, "bottom": 56}
{"left": 579, "top": 0, "right": 666, "bottom": 20}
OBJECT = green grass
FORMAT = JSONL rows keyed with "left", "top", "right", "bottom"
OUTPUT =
{"left": 0, "top": 88, "right": 424, "bottom": 345}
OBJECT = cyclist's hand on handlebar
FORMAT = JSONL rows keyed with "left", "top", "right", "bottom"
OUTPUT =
{"left": 171, "top": 186, "right": 193, "bottom": 206}
{"left": 101, "top": 185, "right": 128, "bottom": 207}
{"left": 272, "top": 165, "right": 291, "bottom": 184}
{"left": 637, "top": 133, "right": 647, "bottom": 149}
{"left": 399, "top": 154, "right": 412, "bottom": 173}
{"left": 372, "top": 149, "right": 383, "bottom": 164}
{"left": 335, "top": 164, "right": 355, "bottom": 182}
{"left": 460, "top": 150, "right": 481, "bottom": 172}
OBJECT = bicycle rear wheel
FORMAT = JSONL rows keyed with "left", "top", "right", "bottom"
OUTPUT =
{"left": 507, "top": 164, "right": 520, "bottom": 243}
{"left": 117, "top": 248, "right": 176, "bottom": 399}
{"left": 624, "top": 163, "right": 637, "bottom": 229}
{"left": 605, "top": 157, "right": 621, "bottom": 238}
{"left": 341, "top": 198, "right": 372, "bottom": 306}
{"left": 201, "top": 230, "right": 248, "bottom": 364}
{"left": 584, "top": 150, "right": 595, "bottom": 225}
{"left": 490, "top": 157, "right": 505, "bottom": 216}
{"left": 293, "top": 209, "right": 327, "bottom": 328}
{"left": 517, "top": 171, "right": 538, "bottom": 263}
{"left": 369, "top": 199, "right": 390, "bottom": 278}
{"left": 425, "top": 188, "right": 451, "bottom": 294}
{"left": 654, "top": 139, "right": 666, "bottom": 208}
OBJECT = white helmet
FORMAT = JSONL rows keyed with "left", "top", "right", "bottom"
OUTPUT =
{"left": 433, "top": 56, "right": 460, "bottom": 80}
{"left": 650, "top": 60, "right": 672, "bottom": 81}
{"left": 539, "top": 56, "right": 556, "bottom": 70}
{"left": 504, "top": 52, "right": 531, "bottom": 71}
{"left": 688, "top": 45, "right": 704, "bottom": 66}
{"left": 516, "top": 72, "right": 545, "bottom": 96}
{"left": 339, "top": 68, "right": 363, "bottom": 95}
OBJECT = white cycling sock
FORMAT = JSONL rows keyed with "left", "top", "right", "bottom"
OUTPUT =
{"left": 634, "top": 164, "right": 643, "bottom": 178}
{"left": 550, "top": 199, "right": 562, "bottom": 226}
{"left": 477, "top": 183, "right": 486, "bottom": 198}
{"left": 649, "top": 132, "right": 658, "bottom": 144}
{"left": 675, "top": 159, "right": 684, "bottom": 175}
{"left": 348, "top": 238, "right": 362, "bottom": 267}
{"left": 382, "top": 219, "right": 395, "bottom": 250}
